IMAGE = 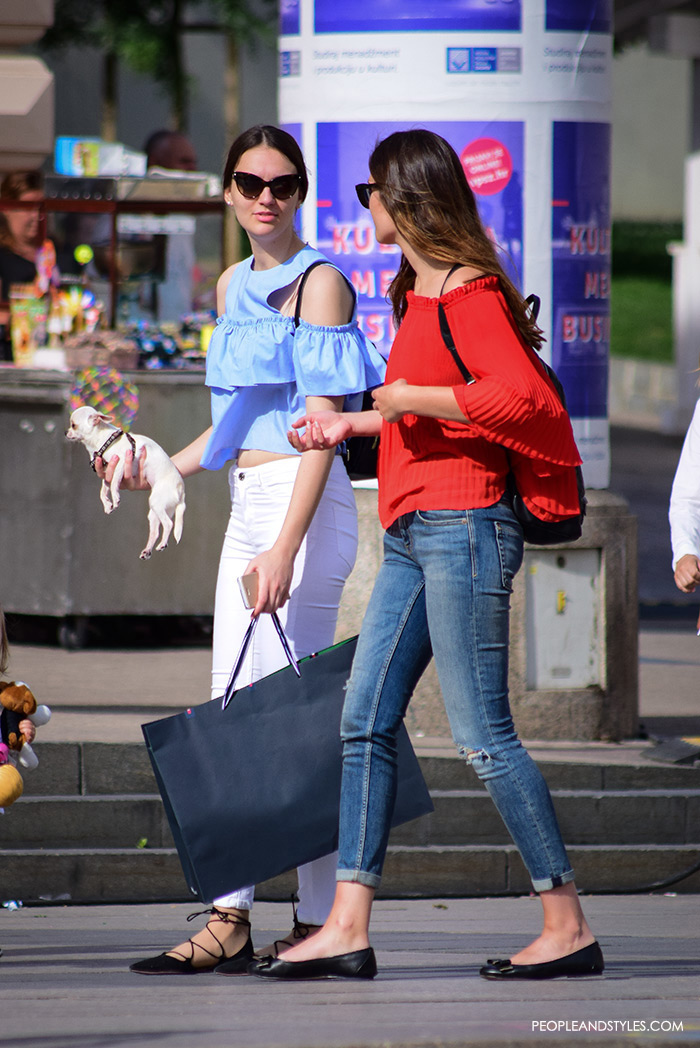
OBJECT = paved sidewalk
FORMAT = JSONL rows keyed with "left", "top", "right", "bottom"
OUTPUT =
{"left": 1, "top": 896, "right": 698, "bottom": 1048}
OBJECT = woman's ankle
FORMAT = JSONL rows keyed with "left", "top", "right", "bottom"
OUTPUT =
{"left": 166, "top": 907, "right": 250, "bottom": 964}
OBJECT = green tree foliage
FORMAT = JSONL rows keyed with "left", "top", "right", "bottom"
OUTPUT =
{"left": 42, "top": 0, "right": 276, "bottom": 133}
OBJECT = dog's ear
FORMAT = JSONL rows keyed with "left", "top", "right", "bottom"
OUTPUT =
{"left": 93, "top": 412, "right": 114, "bottom": 426}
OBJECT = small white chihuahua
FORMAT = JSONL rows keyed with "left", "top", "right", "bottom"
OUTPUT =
{"left": 66, "top": 405, "right": 186, "bottom": 560}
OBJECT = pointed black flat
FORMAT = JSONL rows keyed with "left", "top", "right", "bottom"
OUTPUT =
{"left": 129, "top": 951, "right": 205, "bottom": 975}
{"left": 213, "top": 936, "right": 256, "bottom": 975}
{"left": 247, "top": 947, "right": 377, "bottom": 981}
{"left": 130, "top": 908, "right": 252, "bottom": 975}
{"left": 480, "top": 941, "right": 604, "bottom": 980}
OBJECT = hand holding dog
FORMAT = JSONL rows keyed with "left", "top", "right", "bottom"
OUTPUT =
{"left": 94, "top": 445, "right": 150, "bottom": 492}
{"left": 67, "top": 406, "right": 185, "bottom": 560}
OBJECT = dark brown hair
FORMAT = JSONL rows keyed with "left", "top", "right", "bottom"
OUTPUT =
{"left": 222, "top": 125, "right": 308, "bottom": 203}
{"left": 0, "top": 171, "right": 43, "bottom": 253}
{"left": 368, "top": 130, "right": 543, "bottom": 351}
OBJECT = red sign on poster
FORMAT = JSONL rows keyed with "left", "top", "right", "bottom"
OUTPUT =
{"left": 460, "top": 138, "right": 513, "bottom": 196}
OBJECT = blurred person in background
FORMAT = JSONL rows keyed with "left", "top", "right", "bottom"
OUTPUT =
{"left": 0, "top": 172, "right": 43, "bottom": 361}
{"left": 143, "top": 130, "right": 199, "bottom": 322}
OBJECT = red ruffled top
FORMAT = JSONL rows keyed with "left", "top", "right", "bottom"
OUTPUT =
{"left": 378, "top": 276, "right": 582, "bottom": 530}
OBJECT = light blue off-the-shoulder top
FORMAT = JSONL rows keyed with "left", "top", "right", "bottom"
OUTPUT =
{"left": 200, "top": 244, "right": 387, "bottom": 470}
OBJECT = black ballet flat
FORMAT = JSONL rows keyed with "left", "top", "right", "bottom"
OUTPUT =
{"left": 130, "top": 908, "right": 252, "bottom": 975}
{"left": 480, "top": 941, "right": 604, "bottom": 980}
{"left": 129, "top": 951, "right": 205, "bottom": 975}
{"left": 247, "top": 947, "right": 377, "bottom": 981}
{"left": 213, "top": 936, "right": 256, "bottom": 976}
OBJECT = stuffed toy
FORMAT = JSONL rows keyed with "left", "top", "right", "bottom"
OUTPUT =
{"left": 0, "top": 681, "right": 51, "bottom": 809}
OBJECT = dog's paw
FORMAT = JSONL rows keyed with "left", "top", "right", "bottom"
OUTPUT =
{"left": 155, "top": 543, "right": 168, "bottom": 552}
{"left": 139, "top": 549, "right": 153, "bottom": 560}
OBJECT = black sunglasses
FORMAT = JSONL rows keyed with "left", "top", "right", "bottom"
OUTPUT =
{"left": 232, "top": 171, "right": 302, "bottom": 200}
{"left": 355, "top": 183, "right": 382, "bottom": 209}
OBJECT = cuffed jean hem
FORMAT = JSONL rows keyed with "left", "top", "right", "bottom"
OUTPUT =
{"left": 336, "top": 869, "right": 381, "bottom": 889}
{"left": 531, "top": 868, "right": 576, "bottom": 894}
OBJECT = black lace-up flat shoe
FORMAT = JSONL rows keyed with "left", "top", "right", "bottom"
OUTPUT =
{"left": 213, "top": 937, "right": 257, "bottom": 976}
{"left": 480, "top": 941, "right": 604, "bottom": 980}
{"left": 247, "top": 947, "right": 377, "bottom": 981}
{"left": 130, "top": 909, "right": 252, "bottom": 975}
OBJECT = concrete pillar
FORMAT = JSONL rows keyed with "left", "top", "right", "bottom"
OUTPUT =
{"left": 337, "top": 488, "right": 639, "bottom": 743}
{"left": 0, "top": 1, "right": 54, "bottom": 172}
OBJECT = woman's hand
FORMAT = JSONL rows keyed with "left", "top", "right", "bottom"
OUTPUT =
{"left": 372, "top": 379, "right": 411, "bottom": 423}
{"left": 674, "top": 553, "right": 700, "bottom": 593}
{"left": 94, "top": 446, "right": 150, "bottom": 491}
{"left": 19, "top": 719, "right": 36, "bottom": 745}
{"left": 245, "top": 549, "right": 295, "bottom": 616}
{"left": 288, "top": 411, "right": 353, "bottom": 451}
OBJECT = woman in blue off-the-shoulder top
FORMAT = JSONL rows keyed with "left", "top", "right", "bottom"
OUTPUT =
{"left": 126, "top": 125, "right": 386, "bottom": 976}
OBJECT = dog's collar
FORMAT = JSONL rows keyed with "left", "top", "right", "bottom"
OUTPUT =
{"left": 90, "top": 429, "right": 136, "bottom": 472}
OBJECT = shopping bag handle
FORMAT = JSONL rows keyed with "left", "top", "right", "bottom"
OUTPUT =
{"left": 222, "top": 611, "right": 301, "bottom": 710}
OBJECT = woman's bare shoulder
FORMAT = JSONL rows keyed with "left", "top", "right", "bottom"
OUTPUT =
{"left": 216, "top": 261, "right": 242, "bottom": 313}
{"left": 448, "top": 264, "right": 486, "bottom": 291}
{"left": 298, "top": 262, "right": 354, "bottom": 326}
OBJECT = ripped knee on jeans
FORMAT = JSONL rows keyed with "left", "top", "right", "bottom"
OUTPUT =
{"left": 459, "top": 746, "right": 493, "bottom": 767}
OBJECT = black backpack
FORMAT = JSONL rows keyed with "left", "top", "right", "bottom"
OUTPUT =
{"left": 437, "top": 294, "right": 586, "bottom": 545}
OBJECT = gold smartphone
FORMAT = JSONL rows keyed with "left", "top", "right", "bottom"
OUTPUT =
{"left": 238, "top": 572, "right": 259, "bottom": 609}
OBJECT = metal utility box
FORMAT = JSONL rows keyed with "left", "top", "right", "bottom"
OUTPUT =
{"left": 524, "top": 548, "right": 602, "bottom": 691}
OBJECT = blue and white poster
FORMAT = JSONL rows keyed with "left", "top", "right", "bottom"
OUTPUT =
{"left": 551, "top": 121, "right": 611, "bottom": 420}
{"left": 316, "top": 120, "right": 524, "bottom": 358}
{"left": 315, "top": 0, "right": 521, "bottom": 34}
{"left": 280, "top": 0, "right": 300, "bottom": 36}
{"left": 545, "top": 0, "right": 612, "bottom": 35}
{"left": 279, "top": 0, "right": 612, "bottom": 485}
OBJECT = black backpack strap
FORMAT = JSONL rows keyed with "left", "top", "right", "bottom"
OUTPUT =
{"left": 437, "top": 302, "right": 474, "bottom": 385}
{"left": 525, "top": 293, "right": 540, "bottom": 322}
{"left": 438, "top": 292, "right": 541, "bottom": 385}
{"left": 439, "top": 262, "right": 461, "bottom": 297}
{"left": 294, "top": 260, "right": 356, "bottom": 328}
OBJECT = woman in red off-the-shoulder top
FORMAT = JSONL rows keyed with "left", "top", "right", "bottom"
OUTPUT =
{"left": 263, "top": 129, "right": 602, "bottom": 985}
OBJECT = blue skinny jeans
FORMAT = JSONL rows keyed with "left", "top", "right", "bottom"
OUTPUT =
{"left": 337, "top": 501, "right": 575, "bottom": 894}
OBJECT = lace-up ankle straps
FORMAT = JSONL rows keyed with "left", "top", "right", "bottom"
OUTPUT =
{"left": 186, "top": 906, "right": 251, "bottom": 928}
{"left": 290, "top": 895, "right": 313, "bottom": 940}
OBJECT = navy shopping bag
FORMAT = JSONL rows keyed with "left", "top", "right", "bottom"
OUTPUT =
{"left": 142, "top": 615, "right": 433, "bottom": 902}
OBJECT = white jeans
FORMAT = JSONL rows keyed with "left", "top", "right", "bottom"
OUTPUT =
{"left": 211, "top": 456, "right": 358, "bottom": 924}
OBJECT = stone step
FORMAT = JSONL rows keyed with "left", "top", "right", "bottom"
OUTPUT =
{"left": 2, "top": 842, "right": 699, "bottom": 904}
{"left": 21, "top": 741, "right": 700, "bottom": 797}
{"left": 6, "top": 788, "right": 700, "bottom": 850}
{"left": 2, "top": 795, "right": 172, "bottom": 850}
{"left": 392, "top": 789, "right": 700, "bottom": 847}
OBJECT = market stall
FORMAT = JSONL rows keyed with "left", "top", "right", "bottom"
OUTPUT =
{"left": 0, "top": 175, "right": 230, "bottom": 644}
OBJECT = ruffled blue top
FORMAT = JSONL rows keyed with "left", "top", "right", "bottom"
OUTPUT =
{"left": 201, "top": 244, "right": 386, "bottom": 470}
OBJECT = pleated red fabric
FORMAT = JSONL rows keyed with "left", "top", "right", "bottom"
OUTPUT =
{"left": 378, "top": 276, "right": 582, "bottom": 530}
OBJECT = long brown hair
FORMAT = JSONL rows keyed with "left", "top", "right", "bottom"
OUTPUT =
{"left": 0, "top": 171, "right": 42, "bottom": 253}
{"left": 368, "top": 130, "right": 543, "bottom": 351}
